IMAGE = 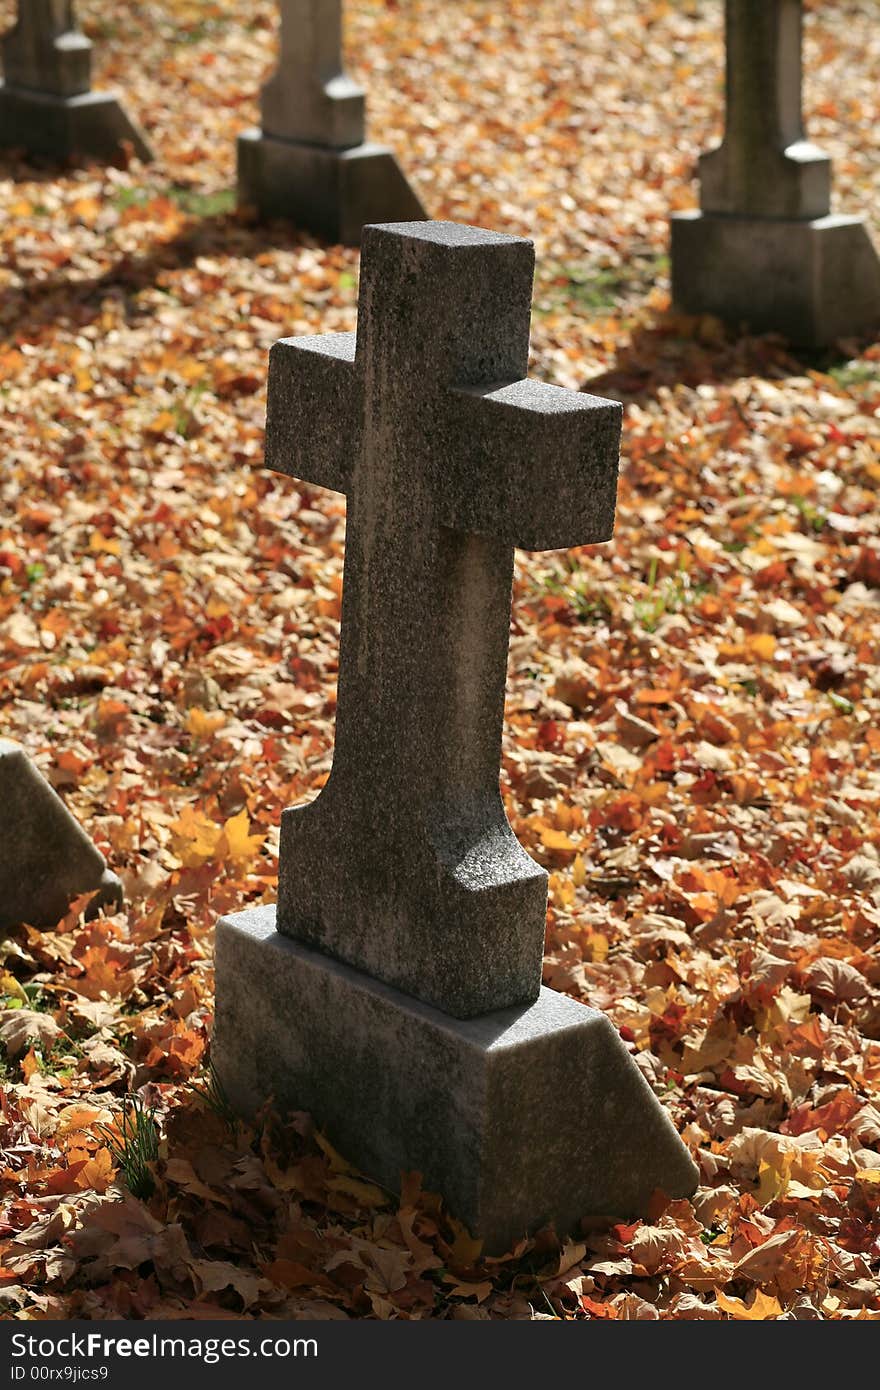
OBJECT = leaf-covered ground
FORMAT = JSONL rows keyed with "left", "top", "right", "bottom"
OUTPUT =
{"left": 2, "top": 0, "right": 880, "bottom": 1321}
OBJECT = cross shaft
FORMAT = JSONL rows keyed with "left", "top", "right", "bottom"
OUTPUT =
{"left": 268, "top": 223, "right": 621, "bottom": 1018}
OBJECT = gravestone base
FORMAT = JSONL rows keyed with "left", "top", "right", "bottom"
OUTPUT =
{"left": 237, "top": 127, "right": 425, "bottom": 245}
{"left": 671, "top": 210, "right": 880, "bottom": 348}
{"left": 0, "top": 739, "right": 123, "bottom": 930}
{"left": 0, "top": 84, "right": 153, "bottom": 163}
{"left": 214, "top": 905, "right": 699, "bottom": 1254}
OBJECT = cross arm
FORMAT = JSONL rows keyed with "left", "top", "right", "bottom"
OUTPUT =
{"left": 265, "top": 331, "right": 361, "bottom": 496}
{"left": 441, "top": 380, "right": 622, "bottom": 550}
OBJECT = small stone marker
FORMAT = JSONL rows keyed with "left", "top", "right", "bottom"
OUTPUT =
{"left": 0, "top": 739, "right": 122, "bottom": 930}
{"left": 238, "top": 0, "right": 424, "bottom": 244}
{"left": 671, "top": 0, "right": 880, "bottom": 346}
{"left": 215, "top": 221, "right": 698, "bottom": 1252}
{"left": 0, "top": 0, "right": 153, "bottom": 164}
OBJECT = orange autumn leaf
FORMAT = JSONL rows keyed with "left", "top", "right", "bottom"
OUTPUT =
{"left": 634, "top": 687, "right": 677, "bottom": 705}
{"left": 715, "top": 1289, "right": 783, "bottom": 1320}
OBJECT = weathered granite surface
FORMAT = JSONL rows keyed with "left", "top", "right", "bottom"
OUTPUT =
{"left": 237, "top": 0, "right": 423, "bottom": 242}
{"left": 699, "top": 0, "right": 830, "bottom": 220}
{"left": 671, "top": 212, "right": 880, "bottom": 348}
{"left": 215, "top": 907, "right": 700, "bottom": 1255}
{"left": 267, "top": 222, "right": 622, "bottom": 1019}
{"left": 0, "top": 739, "right": 122, "bottom": 929}
{"left": 0, "top": 0, "right": 152, "bottom": 162}
{"left": 671, "top": 0, "right": 880, "bottom": 346}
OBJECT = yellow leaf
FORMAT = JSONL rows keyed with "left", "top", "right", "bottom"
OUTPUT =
{"left": 185, "top": 707, "right": 226, "bottom": 740}
{"left": 71, "top": 196, "right": 101, "bottom": 225}
{"left": 549, "top": 872, "right": 575, "bottom": 907}
{"left": 220, "top": 809, "right": 264, "bottom": 865}
{"left": 179, "top": 357, "right": 208, "bottom": 382}
{"left": 747, "top": 632, "right": 777, "bottom": 662}
{"left": 586, "top": 932, "right": 609, "bottom": 962}
{"left": 572, "top": 854, "right": 586, "bottom": 888}
{"left": 540, "top": 827, "right": 578, "bottom": 855}
{"left": 89, "top": 531, "right": 121, "bottom": 556}
{"left": 169, "top": 805, "right": 224, "bottom": 868}
{"left": 756, "top": 1154, "right": 793, "bottom": 1206}
{"left": 0, "top": 971, "right": 28, "bottom": 1004}
{"left": 147, "top": 410, "right": 178, "bottom": 436}
{"left": 716, "top": 1289, "right": 782, "bottom": 1320}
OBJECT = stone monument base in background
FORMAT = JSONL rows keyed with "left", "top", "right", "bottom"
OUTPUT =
{"left": 0, "top": 85, "right": 153, "bottom": 163}
{"left": 0, "top": 738, "right": 123, "bottom": 930}
{"left": 237, "top": 128, "right": 425, "bottom": 245}
{"left": 214, "top": 905, "right": 699, "bottom": 1254}
{"left": 671, "top": 210, "right": 880, "bottom": 349}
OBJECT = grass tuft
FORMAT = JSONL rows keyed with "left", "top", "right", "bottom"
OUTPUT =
{"left": 98, "top": 1096, "right": 160, "bottom": 1199}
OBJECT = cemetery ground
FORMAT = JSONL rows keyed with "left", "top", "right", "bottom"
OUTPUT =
{"left": 1, "top": 0, "right": 880, "bottom": 1323}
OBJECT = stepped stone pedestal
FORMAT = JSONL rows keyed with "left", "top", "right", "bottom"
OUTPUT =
{"left": 217, "top": 906, "right": 699, "bottom": 1255}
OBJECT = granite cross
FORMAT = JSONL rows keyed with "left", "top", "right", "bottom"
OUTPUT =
{"left": 699, "top": 0, "right": 830, "bottom": 220}
{"left": 260, "top": 0, "right": 365, "bottom": 149}
{"left": 267, "top": 222, "right": 621, "bottom": 1019}
{"left": 217, "top": 222, "right": 696, "bottom": 1248}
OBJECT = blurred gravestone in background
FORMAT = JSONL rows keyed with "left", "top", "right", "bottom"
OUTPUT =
{"left": 671, "top": 0, "right": 880, "bottom": 347}
{"left": 238, "top": 0, "right": 424, "bottom": 244}
{"left": 0, "top": 740, "right": 122, "bottom": 930}
{"left": 0, "top": 0, "right": 153, "bottom": 163}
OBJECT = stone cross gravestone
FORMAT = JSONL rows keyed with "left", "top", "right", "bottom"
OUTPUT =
{"left": 215, "top": 221, "right": 697, "bottom": 1252}
{"left": 238, "top": 0, "right": 424, "bottom": 244}
{"left": 0, "top": 0, "right": 152, "bottom": 163}
{"left": 0, "top": 739, "right": 122, "bottom": 929}
{"left": 671, "top": 0, "right": 880, "bottom": 347}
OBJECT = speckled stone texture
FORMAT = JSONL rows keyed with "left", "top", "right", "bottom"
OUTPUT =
{"left": 215, "top": 907, "right": 700, "bottom": 1255}
{"left": 0, "top": 739, "right": 122, "bottom": 930}
{"left": 236, "top": 0, "right": 423, "bottom": 242}
{"left": 267, "top": 222, "right": 622, "bottom": 1020}
{"left": 670, "top": 0, "right": 880, "bottom": 347}
{"left": 0, "top": 0, "right": 152, "bottom": 162}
